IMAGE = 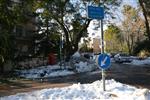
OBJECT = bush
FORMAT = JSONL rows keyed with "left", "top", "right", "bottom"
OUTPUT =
{"left": 138, "top": 50, "right": 150, "bottom": 58}
{"left": 133, "top": 40, "right": 150, "bottom": 55}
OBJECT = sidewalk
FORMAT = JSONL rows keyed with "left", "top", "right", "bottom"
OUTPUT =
{"left": 0, "top": 79, "right": 71, "bottom": 97}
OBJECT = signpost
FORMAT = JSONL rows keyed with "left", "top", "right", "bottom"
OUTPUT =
{"left": 98, "top": 53, "right": 110, "bottom": 91}
{"left": 88, "top": 5, "right": 111, "bottom": 91}
{"left": 59, "top": 33, "right": 63, "bottom": 67}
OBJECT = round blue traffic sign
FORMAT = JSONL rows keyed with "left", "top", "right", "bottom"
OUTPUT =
{"left": 98, "top": 53, "right": 111, "bottom": 69}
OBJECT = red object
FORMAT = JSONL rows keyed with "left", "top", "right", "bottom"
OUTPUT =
{"left": 48, "top": 53, "right": 56, "bottom": 65}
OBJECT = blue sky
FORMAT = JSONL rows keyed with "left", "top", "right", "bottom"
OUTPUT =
{"left": 113, "top": 0, "right": 139, "bottom": 25}
{"left": 123, "top": 0, "right": 138, "bottom": 8}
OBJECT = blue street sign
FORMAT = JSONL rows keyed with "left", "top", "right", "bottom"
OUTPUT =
{"left": 98, "top": 53, "right": 111, "bottom": 69}
{"left": 88, "top": 6, "right": 104, "bottom": 20}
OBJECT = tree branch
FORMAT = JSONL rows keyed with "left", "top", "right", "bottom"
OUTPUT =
{"left": 75, "top": 19, "right": 91, "bottom": 44}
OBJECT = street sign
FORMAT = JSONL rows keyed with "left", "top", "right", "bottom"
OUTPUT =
{"left": 88, "top": 6, "right": 104, "bottom": 20}
{"left": 98, "top": 53, "right": 111, "bottom": 69}
{"left": 88, "top": 5, "right": 106, "bottom": 91}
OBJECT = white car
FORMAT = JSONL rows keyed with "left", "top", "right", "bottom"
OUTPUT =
{"left": 114, "top": 53, "right": 133, "bottom": 63}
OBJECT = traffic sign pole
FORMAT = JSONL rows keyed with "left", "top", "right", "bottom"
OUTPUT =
{"left": 102, "top": 69, "right": 105, "bottom": 91}
{"left": 87, "top": 4, "right": 108, "bottom": 91}
{"left": 100, "top": 19, "right": 105, "bottom": 91}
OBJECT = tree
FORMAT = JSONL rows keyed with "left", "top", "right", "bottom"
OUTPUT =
{"left": 0, "top": 0, "right": 19, "bottom": 72}
{"left": 80, "top": 37, "right": 93, "bottom": 52}
{"left": 104, "top": 25, "right": 123, "bottom": 53}
{"left": 121, "top": 5, "right": 145, "bottom": 54}
{"left": 0, "top": 0, "right": 35, "bottom": 72}
{"left": 138, "top": 0, "right": 150, "bottom": 40}
{"left": 34, "top": 0, "right": 122, "bottom": 60}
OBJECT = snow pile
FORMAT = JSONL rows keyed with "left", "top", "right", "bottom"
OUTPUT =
{"left": 1, "top": 79, "right": 150, "bottom": 100}
{"left": 19, "top": 60, "right": 97, "bottom": 79}
{"left": 131, "top": 57, "right": 150, "bottom": 65}
{"left": 75, "top": 61, "right": 97, "bottom": 73}
{"left": 72, "top": 51, "right": 81, "bottom": 58}
{"left": 21, "top": 69, "right": 74, "bottom": 79}
{"left": 18, "top": 55, "right": 150, "bottom": 79}
{"left": 44, "top": 70, "right": 74, "bottom": 78}
{"left": 19, "top": 65, "right": 75, "bottom": 79}
{"left": 70, "top": 52, "right": 98, "bottom": 73}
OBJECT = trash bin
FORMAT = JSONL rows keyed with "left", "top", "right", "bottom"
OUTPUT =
{"left": 48, "top": 53, "right": 56, "bottom": 65}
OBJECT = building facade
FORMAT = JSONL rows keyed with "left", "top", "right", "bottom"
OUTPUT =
{"left": 93, "top": 38, "right": 101, "bottom": 54}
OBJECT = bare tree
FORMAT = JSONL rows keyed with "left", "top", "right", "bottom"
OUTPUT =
{"left": 121, "top": 5, "right": 145, "bottom": 54}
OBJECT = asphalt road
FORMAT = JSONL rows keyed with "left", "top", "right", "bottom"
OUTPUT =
{"left": 1, "top": 62, "right": 150, "bottom": 97}
{"left": 45, "top": 62, "right": 150, "bottom": 89}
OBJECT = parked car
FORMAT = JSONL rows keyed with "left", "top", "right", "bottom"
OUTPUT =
{"left": 114, "top": 53, "right": 133, "bottom": 63}
{"left": 108, "top": 53, "right": 117, "bottom": 58}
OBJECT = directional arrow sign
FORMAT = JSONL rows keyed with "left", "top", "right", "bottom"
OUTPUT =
{"left": 98, "top": 54, "right": 111, "bottom": 69}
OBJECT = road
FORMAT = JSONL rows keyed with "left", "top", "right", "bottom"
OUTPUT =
{"left": 45, "top": 62, "right": 150, "bottom": 89}
{"left": 0, "top": 62, "right": 150, "bottom": 97}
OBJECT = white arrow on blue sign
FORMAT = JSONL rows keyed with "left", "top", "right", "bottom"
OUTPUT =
{"left": 98, "top": 53, "right": 111, "bottom": 69}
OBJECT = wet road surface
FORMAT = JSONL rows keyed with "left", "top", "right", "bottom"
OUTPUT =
{"left": 0, "top": 62, "right": 150, "bottom": 97}
{"left": 45, "top": 62, "right": 150, "bottom": 89}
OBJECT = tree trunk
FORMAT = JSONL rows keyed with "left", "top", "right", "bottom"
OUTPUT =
{"left": 0, "top": 63, "right": 4, "bottom": 74}
{"left": 64, "top": 44, "right": 76, "bottom": 62}
{"left": 139, "top": 0, "right": 150, "bottom": 40}
{"left": 65, "top": 20, "right": 91, "bottom": 61}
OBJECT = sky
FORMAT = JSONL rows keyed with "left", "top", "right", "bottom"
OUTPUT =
{"left": 123, "top": 0, "right": 138, "bottom": 8}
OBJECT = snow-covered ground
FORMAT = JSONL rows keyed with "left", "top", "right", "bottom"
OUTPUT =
{"left": 19, "top": 51, "right": 97, "bottom": 79}
{"left": 19, "top": 65, "right": 75, "bottom": 79}
{"left": 1, "top": 52, "right": 150, "bottom": 99}
{"left": 19, "top": 61, "right": 97, "bottom": 79}
{"left": 1, "top": 79, "right": 150, "bottom": 100}
{"left": 19, "top": 56, "right": 150, "bottom": 79}
{"left": 130, "top": 57, "right": 150, "bottom": 66}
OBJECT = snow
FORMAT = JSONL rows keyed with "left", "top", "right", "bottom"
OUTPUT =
{"left": 19, "top": 56, "right": 150, "bottom": 79}
{"left": 5, "top": 52, "right": 150, "bottom": 99}
{"left": 19, "top": 51, "right": 97, "bottom": 79}
{"left": 19, "top": 65, "right": 75, "bottom": 79}
{"left": 21, "top": 69, "right": 75, "bottom": 79}
{"left": 1, "top": 54, "right": 150, "bottom": 99}
{"left": 1, "top": 79, "right": 150, "bottom": 100}
{"left": 19, "top": 61, "right": 97, "bottom": 79}
{"left": 112, "top": 54, "right": 150, "bottom": 66}
{"left": 130, "top": 57, "right": 150, "bottom": 66}
{"left": 72, "top": 51, "right": 81, "bottom": 58}
{"left": 75, "top": 61, "right": 96, "bottom": 73}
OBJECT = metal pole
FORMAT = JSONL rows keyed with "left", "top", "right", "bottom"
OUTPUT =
{"left": 100, "top": 19, "right": 105, "bottom": 91}
{"left": 59, "top": 35, "right": 62, "bottom": 67}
